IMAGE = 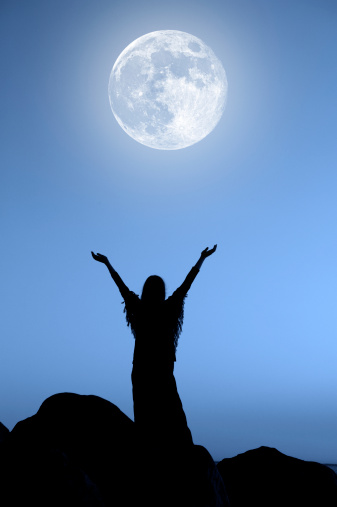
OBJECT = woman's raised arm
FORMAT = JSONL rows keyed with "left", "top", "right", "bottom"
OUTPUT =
{"left": 91, "top": 251, "right": 129, "bottom": 299}
{"left": 175, "top": 245, "right": 217, "bottom": 297}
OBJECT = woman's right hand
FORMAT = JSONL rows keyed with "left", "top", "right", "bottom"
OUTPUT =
{"left": 91, "top": 252, "right": 109, "bottom": 265}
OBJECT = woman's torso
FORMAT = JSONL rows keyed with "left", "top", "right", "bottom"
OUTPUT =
{"left": 125, "top": 292, "right": 184, "bottom": 373}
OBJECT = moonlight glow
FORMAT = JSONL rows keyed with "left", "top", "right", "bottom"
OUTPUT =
{"left": 108, "top": 30, "right": 228, "bottom": 150}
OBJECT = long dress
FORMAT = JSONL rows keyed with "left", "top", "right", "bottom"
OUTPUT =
{"left": 119, "top": 266, "right": 199, "bottom": 452}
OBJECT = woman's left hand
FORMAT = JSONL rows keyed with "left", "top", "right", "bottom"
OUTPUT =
{"left": 201, "top": 245, "right": 217, "bottom": 258}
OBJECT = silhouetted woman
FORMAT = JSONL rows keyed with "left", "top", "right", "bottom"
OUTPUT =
{"left": 91, "top": 246, "right": 217, "bottom": 453}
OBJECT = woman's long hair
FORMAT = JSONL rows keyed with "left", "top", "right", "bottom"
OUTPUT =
{"left": 141, "top": 275, "right": 166, "bottom": 303}
{"left": 124, "top": 274, "right": 185, "bottom": 352}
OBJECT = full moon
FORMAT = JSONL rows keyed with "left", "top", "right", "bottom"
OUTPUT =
{"left": 108, "top": 30, "right": 228, "bottom": 150}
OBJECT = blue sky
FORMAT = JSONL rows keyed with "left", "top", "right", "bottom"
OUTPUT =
{"left": 1, "top": 0, "right": 337, "bottom": 463}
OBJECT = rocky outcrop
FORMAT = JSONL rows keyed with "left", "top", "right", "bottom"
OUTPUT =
{"left": 0, "top": 423, "right": 9, "bottom": 444}
{"left": 1, "top": 393, "right": 136, "bottom": 506}
{"left": 0, "top": 393, "right": 228, "bottom": 506}
{"left": 3, "top": 394, "right": 336, "bottom": 506}
{"left": 189, "top": 445, "right": 230, "bottom": 507}
{"left": 217, "top": 446, "right": 337, "bottom": 507}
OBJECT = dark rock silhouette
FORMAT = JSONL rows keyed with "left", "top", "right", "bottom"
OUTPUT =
{"left": 3, "top": 394, "right": 336, "bottom": 506}
{"left": 0, "top": 393, "right": 228, "bottom": 506}
{"left": 190, "top": 445, "right": 230, "bottom": 506}
{"left": 1, "top": 393, "right": 134, "bottom": 506}
{"left": 217, "top": 446, "right": 337, "bottom": 507}
{"left": 0, "top": 422, "right": 9, "bottom": 444}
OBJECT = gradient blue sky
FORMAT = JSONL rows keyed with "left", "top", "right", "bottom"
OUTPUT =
{"left": 1, "top": 0, "right": 337, "bottom": 463}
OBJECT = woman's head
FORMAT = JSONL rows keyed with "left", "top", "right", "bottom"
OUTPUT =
{"left": 141, "top": 275, "right": 166, "bottom": 303}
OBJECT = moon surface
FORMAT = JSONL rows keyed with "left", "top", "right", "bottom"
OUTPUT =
{"left": 108, "top": 30, "right": 228, "bottom": 150}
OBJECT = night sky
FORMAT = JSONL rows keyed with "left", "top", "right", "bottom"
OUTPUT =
{"left": 1, "top": 0, "right": 337, "bottom": 463}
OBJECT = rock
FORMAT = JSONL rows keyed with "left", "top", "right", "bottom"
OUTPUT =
{"left": 188, "top": 445, "right": 230, "bottom": 507}
{"left": 0, "top": 423, "right": 9, "bottom": 444}
{"left": 0, "top": 444, "right": 105, "bottom": 506}
{"left": 7, "top": 394, "right": 337, "bottom": 506}
{"left": 2, "top": 393, "right": 136, "bottom": 506}
{"left": 217, "top": 446, "right": 337, "bottom": 507}
{"left": 151, "top": 444, "right": 230, "bottom": 507}
{"left": 0, "top": 392, "right": 231, "bottom": 506}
